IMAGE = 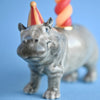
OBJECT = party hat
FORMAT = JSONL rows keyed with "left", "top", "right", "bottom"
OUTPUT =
{"left": 27, "top": 1, "right": 44, "bottom": 27}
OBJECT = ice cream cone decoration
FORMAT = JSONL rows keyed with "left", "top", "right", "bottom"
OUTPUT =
{"left": 27, "top": 1, "right": 44, "bottom": 27}
{"left": 55, "top": 0, "right": 73, "bottom": 27}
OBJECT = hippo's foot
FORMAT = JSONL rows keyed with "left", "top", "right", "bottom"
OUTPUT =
{"left": 24, "top": 82, "right": 38, "bottom": 94}
{"left": 43, "top": 88, "right": 60, "bottom": 99}
{"left": 62, "top": 71, "right": 78, "bottom": 82}
{"left": 84, "top": 71, "right": 97, "bottom": 82}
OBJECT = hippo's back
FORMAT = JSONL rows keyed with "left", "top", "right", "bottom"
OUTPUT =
{"left": 56, "top": 25, "right": 98, "bottom": 74}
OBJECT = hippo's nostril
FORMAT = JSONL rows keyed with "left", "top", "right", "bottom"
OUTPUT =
{"left": 35, "top": 39, "right": 38, "bottom": 43}
{"left": 23, "top": 39, "right": 27, "bottom": 43}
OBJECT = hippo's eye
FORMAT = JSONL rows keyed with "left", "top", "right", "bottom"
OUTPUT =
{"left": 45, "top": 27, "right": 49, "bottom": 33}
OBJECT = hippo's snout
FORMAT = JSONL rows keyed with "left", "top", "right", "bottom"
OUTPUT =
{"left": 17, "top": 38, "right": 46, "bottom": 59}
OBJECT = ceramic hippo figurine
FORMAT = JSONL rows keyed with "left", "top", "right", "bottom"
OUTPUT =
{"left": 17, "top": 18, "right": 99, "bottom": 99}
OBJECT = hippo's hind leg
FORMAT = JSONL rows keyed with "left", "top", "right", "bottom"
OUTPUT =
{"left": 62, "top": 71, "right": 78, "bottom": 82}
{"left": 84, "top": 63, "right": 97, "bottom": 82}
{"left": 83, "top": 48, "right": 98, "bottom": 82}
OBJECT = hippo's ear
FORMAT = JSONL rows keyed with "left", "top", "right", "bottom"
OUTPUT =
{"left": 18, "top": 23, "right": 26, "bottom": 31}
{"left": 46, "top": 17, "right": 53, "bottom": 27}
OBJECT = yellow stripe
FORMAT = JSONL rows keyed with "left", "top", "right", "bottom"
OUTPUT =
{"left": 34, "top": 7, "right": 41, "bottom": 24}
{"left": 37, "top": 9, "right": 44, "bottom": 22}
{"left": 27, "top": 10, "right": 31, "bottom": 27}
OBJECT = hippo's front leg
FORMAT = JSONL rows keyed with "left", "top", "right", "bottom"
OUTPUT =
{"left": 24, "top": 66, "right": 41, "bottom": 94}
{"left": 43, "top": 65, "right": 63, "bottom": 99}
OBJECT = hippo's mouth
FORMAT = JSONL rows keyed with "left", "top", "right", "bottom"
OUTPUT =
{"left": 24, "top": 53, "right": 47, "bottom": 61}
{"left": 24, "top": 56, "right": 41, "bottom": 60}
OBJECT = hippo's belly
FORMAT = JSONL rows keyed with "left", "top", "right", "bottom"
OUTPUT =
{"left": 57, "top": 25, "right": 96, "bottom": 74}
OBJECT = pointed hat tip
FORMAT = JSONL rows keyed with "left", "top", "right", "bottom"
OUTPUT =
{"left": 30, "top": 1, "right": 36, "bottom": 7}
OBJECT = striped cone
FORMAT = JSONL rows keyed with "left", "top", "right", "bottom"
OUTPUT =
{"left": 27, "top": 1, "right": 44, "bottom": 27}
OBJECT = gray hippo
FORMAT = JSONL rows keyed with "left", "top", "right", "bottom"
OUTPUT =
{"left": 17, "top": 18, "right": 99, "bottom": 99}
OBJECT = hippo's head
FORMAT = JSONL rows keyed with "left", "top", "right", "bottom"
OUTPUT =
{"left": 17, "top": 18, "right": 63, "bottom": 64}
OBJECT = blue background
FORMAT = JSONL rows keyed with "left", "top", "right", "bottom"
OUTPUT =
{"left": 0, "top": 0, "right": 100, "bottom": 100}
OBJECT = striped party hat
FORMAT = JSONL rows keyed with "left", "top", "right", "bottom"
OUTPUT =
{"left": 27, "top": 1, "right": 44, "bottom": 27}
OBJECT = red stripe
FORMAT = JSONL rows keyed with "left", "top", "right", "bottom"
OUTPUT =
{"left": 36, "top": 8, "right": 44, "bottom": 24}
{"left": 31, "top": 7, "right": 36, "bottom": 25}
{"left": 61, "top": 17, "right": 72, "bottom": 26}
{"left": 55, "top": 0, "right": 71, "bottom": 15}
